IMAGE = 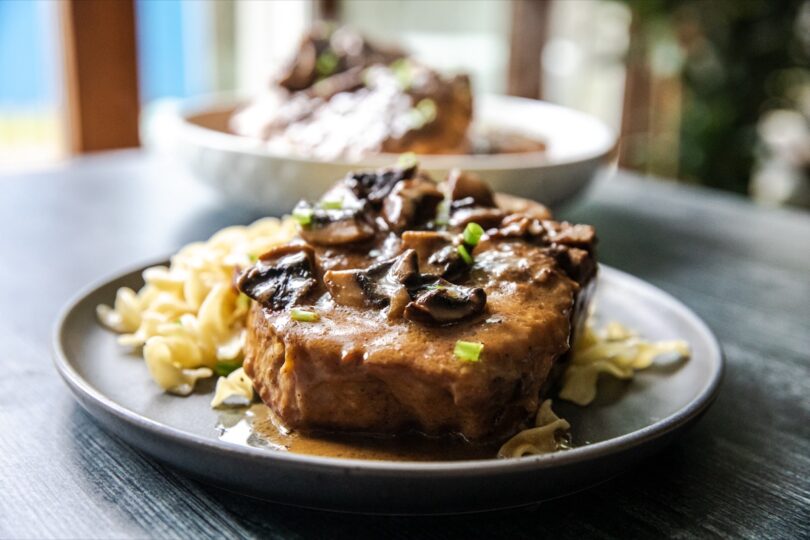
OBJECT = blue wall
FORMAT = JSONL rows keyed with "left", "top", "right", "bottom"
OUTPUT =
{"left": 135, "top": 0, "right": 213, "bottom": 102}
{"left": 0, "top": 0, "right": 214, "bottom": 110}
{"left": 0, "top": 1, "right": 60, "bottom": 109}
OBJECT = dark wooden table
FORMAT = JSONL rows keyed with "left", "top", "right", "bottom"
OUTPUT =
{"left": 1, "top": 151, "right": 808, "bottom": 538}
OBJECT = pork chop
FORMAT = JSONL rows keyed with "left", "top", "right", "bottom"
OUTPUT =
{"left": 237, "top": 165, "right": 596, "bottom": 441}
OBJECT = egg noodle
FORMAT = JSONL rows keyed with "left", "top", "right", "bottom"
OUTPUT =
{"left": 497, "top": 399, "right": 571, "bottom": 458}
{"left": 98, "top": 220, "right": 690, "bottom": 455}
{"left": 561, "top": 320, "right": 690, "bottom": 406}
{"left": 497, "top": 319, "right": 690, "bottom": 458}
{"left": 96, "top": 217, "right": 297, "bottom": 404}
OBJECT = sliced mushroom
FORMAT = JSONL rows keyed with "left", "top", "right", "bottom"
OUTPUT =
{"left": 401, "top": 230, "right": 450, "bottom": 268}
{"left": 325, "top": 246, "right": 486, "bottom": 325}
{"left": 404, "top": 279, "right": 486, "bottom": 325}
{"left": 544, "top": 223, "right": 597, "bottom": 285}
{"left": 387, "top": 287, "right": 412, "bottom": 320}
{"left": 549, "top": 244, "right": 596, "bottom": 286}
{"left": 387, "top": 248, "right": 420, "bottom": 283}
{"left": 236, "top": 243, "right": 318, "bottom": 310}
{"left": 490, "top": 216, "right": 596, "bottom": 252}
{"left": 382, "top": 178, "right": 444, "bottom": 232}
{"left": 296, "top": 201, "right": 375, "bottom": 246}
{"left": 321, "top": 268, "right": 366, "bottom": 308}
{"left": 426, "top": 245, "right": 468, "bottom": 280}
{"left": 401, "top": 230, "right": 466, "bottom": 279}
{"left": 447, "top": 168, "right": 496, "bottom": 208}
{"left": 449, "top": 206, "right": 505, "bottom": 230}
{"left": 544, "top": 221, "right": 596, "bottom": 248}
{"left": 490, "top": 214, "right": 547, "bottom": 240}
{"left": 494, "top": 193, "right": 552, "bottom": 220}
{"left": 309, "top": 66, "right": 364, "bottom": 100}
{"left": 324, "top": 249, "right": 419, "bottom": 309}
{"left": 344, "top": 165, "right": 418, "bottom": 205}
{"left": 278, "top": 37, "right": 319, "bottom": 91}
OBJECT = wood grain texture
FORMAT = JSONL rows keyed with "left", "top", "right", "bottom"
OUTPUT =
{"left": 62, "top": 0, "right": 140, "bottom": 153}
{"left": 507, "top": 0, "right": 550, "bottom": 100}
{"left": 0, "top": 151, "right": 808, "bottom": 538}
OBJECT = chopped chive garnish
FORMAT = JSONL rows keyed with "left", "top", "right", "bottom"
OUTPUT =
{"left": 291, "top": 308, "right": 319, "bottom": 322}
{"left": 215, "top": 360, "right": 243, "bottom": 377}
{"left": 361, "top": 67, "right": 373, "bottom": 87}
{"left": 457, "top": 244, "right": 473, "bottom": 265}
{"left": 408, "top": 109, "right": 427, "bottom": 129}
{"left": 248, "top": 253, "right": 258, "bottom": 263}
{"left": 397, "top": 152, "right": 418, "bottom": 169}
{"left": 463, "top": 222, "right": 484, "bottom": 247}
{"left": 454, "top": 341, "right": 484, "bottom": 362}
{"left": 292, "top": 207, "right": 314, "bottom": 226}
{"left": 320, "top": 198, "right": 343, "bottom": 210}
{"left": 416, "top": 98, "right": 437, "bottom": 123}
{"left": 434, "top": 199, "right": 449, "bottom": 227}
{"left": 390, "top": 58, "right": 412, "bottom": 89}
{"left": 236, "top": 292, "right": 251, "bottom": 311}
{"left": 315, "top": 50, "right": 339, "bottom": 77}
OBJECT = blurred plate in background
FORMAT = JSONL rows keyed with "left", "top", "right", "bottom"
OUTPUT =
{"left": 142, "top": 94, "right": 617, "bottom": 212}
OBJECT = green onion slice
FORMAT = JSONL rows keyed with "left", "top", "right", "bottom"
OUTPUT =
{"left": 454, "top": 341, "right": 484, "bottom": 362}
{"left": 434, "top": 199, "right": 449, "bottom": 226}
{"left": 319, "top": 198, "right": 343, "bottom": 210}
{"left": 463, "top": 222, "right": 484, "bottom": 246}
{"left": 315, "top": 50, "right": 339, "bottom": 77}
{"left": 397, "top": 152, "right": 418, "bottom": 169}
{"left": 415, "top": 98, "right": 437, "bottom": 123}
{"left": 390, "top": 58, "right": 412, "bottom": 89}
{"left": 457, "top": 244, "right": 473, "bottom": 265}
{"left": 292, "top": 207, "right": 314, "bottom": 226}
{"left": 291, "top": 308, "right": 319, "bottom": 322}
{"left": 215, "top": 359, "right": 243, "bottom": 377}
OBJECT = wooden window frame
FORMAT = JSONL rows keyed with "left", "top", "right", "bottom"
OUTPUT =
{"left": 62, "top": 0, "right": 140, "bottom": 153}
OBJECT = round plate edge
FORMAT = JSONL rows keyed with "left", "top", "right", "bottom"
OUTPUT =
{"left": 51, "top": 262, "right": 724, "bottom": 478}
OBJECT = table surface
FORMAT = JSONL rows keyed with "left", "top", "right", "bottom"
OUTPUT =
{"left": 1, "top": 150, "right": 808, "bottom": 539}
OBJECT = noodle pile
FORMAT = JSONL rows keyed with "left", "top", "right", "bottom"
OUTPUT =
{"left": 498, "top": 319, "right": 691, "bottom": 458}
{"left": 97, "top": 218, "right": 296, "bottom": 402}
{"left": 561, "top": 321, "right": 690, "bottom": 406}
{"left": 498, "top": 400, "right": 570, "bottom": 458}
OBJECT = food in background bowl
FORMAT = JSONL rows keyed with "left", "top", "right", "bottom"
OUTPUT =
{"left": 230, "top": 24, "right": 545, "bottom": 161}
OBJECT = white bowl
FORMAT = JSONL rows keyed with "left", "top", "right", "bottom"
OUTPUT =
{"left": 142, "top": 94, "right": 617, "bottom": 212}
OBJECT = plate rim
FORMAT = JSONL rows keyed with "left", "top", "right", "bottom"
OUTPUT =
{"left": 52, "top": 260, "right": 724, "bottom": 477}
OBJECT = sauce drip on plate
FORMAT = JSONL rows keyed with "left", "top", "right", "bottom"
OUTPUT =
{"left": 217, "top": 404, "right": 499, "bottom": 461}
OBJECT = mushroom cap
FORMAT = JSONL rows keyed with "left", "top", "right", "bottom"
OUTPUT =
{"left": 403, "top": 281, "right": 486, "bottom": 325}
{"left": 237, "top": 243, "right": 319, "bottom": 310}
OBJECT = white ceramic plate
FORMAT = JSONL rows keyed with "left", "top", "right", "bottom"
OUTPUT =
{"left": 142, "top": 94, "right": 618, "bottom": 212}
{"left": 54, "top": 263, "right": 722, "bottom": 514}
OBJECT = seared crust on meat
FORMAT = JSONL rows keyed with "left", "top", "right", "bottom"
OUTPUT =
{"left": 244, "top": 253, "right": 577, "bottom": 440}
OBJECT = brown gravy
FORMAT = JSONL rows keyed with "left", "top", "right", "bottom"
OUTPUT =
{"left": 217, "top": 404, "right": 500, "bottom": 461}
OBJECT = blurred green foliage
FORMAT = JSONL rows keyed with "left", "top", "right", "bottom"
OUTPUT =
{"left": 625, "top": 0, "right": 809, "bottom": 194}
